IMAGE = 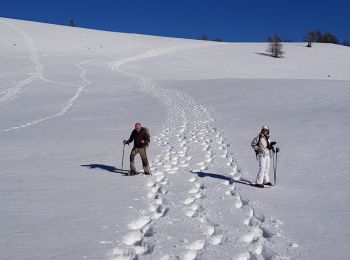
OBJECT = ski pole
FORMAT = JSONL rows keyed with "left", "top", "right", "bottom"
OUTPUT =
{"left": 121, "top": 144, "right": 125, "bottom": 173}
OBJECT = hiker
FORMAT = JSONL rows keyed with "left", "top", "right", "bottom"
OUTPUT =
{"left": 123, "top": 122, "right": 150, "bottom": 175}
{"left": 251, "top": 126, "right": 273, "bottom": 188}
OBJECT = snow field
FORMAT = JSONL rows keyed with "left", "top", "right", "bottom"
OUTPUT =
{"left": 109, "top": 46, "right": 300, "bottom": 259}
{"left": 0, "top": 19, "right": 43, "bottom": 105}
{"left": 3, "top": 17, "right": 349, "bottom": 259}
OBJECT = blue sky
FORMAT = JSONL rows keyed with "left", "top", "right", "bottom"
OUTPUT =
{"left": 1, "top": 0, "right": 349, "bottom": 42}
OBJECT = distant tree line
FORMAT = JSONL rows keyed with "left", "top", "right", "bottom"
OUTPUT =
{"left": 342, "top": 40, "right": 350, "bottom": 47}
{"left": 197, "top": 30, "right": 348, "bottom": 47}
{"left": 265, "top": 29, "right": 349, "bottom": 58}
{"left": 66, "top": 20, "right": 348, "bottom": 49}
{"left": 302, "top": 30, "right": 349, "bottom": 47}
{"left": 198, "top": 33, "right": 223, "bottom": 42}
{"left": 268, "top": 30, "right": 349, "bottom": 47}
{"left": 304, "top": 30, "right": 340, "bottom": 47}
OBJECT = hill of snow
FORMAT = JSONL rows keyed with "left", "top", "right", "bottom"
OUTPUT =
{"left": 1, "top": 17, "right": 350, "bottom": 260}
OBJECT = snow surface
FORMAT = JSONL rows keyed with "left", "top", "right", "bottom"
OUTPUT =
{"left": 1, "top": 17, "right": 350, "bottom": 260}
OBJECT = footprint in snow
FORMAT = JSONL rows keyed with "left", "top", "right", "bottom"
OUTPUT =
{"left": 183, "top": 196, "right": 196, "bottom": 205}
{"left": 128, "top": 216, "right": 151, "bottom": 230}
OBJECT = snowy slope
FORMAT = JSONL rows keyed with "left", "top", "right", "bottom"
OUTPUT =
{"left": 1, "top": 17, "right": 350, "bottom": 260}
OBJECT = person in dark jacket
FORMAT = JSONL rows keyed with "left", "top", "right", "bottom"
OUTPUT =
{"left": 123, "top": 122, "right": 150, "bottom": 175}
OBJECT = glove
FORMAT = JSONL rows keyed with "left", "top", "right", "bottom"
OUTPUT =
{"left": 123, "top": 140, "right": 127, "bottom": 145}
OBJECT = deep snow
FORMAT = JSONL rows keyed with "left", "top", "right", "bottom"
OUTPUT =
{"left": 1, "top": 17, "right": 350, "bottom": 260}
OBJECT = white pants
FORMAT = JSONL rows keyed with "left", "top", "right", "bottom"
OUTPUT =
{"left": 256, "top": 155, "right": 270, "bottom": 184}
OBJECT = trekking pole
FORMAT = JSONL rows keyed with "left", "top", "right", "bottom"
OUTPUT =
{"left": 271, "top": 150, "right": 275, "bottom": 184}
{"left": 121, "top": 144, "right": 125, "bottom": 173}
{"left": 274, "top": 147, "right": 279, "bottom": 185}
{"left": 146, "top": 146, "right": 152, "bottom": 176}
{"left": 273, "top": 152, "right": 277, "bottom": 185}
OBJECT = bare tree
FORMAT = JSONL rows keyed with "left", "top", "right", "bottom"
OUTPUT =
{"left": 213, "top": 37, "right": 222, "bottom": 42}
{"left": 69, "top": 20, "right": 76, "bottom": 27}
{"left": 304, "top": 30, "right": 322, "bottom": 47}
{"left": 342, "top": 40, "right": 350, "bottom": 47}
{"left": 198, "top": 33, "right": 209, "bottom": 41}
{"left": 304, "top": 33, "right": 312, "bottom": 47}
{"left": 267, "top": 34, "right": 284, "bottom": 58}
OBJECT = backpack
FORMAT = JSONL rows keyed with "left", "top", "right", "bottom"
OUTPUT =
{"left": 251, "top": 134, "right": 262, "bottom": 156}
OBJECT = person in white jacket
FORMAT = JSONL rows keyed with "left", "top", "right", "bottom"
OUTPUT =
{"left": 251, "top": 126, "right": 273, "bottom": 188}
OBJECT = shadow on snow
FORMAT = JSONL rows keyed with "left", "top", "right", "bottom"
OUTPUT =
{"left": 81, "top": 164, "right": 135, "bottom": 176}
{"left": 192, "top": 170, "right": 253, "bottom": 187}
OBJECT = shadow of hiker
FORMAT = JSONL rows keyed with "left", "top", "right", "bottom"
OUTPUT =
{"left": 193, "top": 171, "right": 234, "bottom": 184}
{"left": 81, "top": 164, "right": 131, "bottom": 176}
{"left": 233, "top": 178, "right": 253, "bottom": 187}
{"left": 193, "top": 171, "right": 253, "bottom": 187}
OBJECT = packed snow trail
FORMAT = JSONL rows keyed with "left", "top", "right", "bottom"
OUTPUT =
{"left": 109, "top": 46, "right": 301, "bottom": 259}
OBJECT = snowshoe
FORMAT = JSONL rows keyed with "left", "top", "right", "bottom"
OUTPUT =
{"left": 264, "top": 182, "right": 273, "bottom": 186}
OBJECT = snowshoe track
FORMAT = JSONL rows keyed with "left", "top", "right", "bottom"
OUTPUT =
{"left": 110, "top": 45, "right": 301, "bottom": 259}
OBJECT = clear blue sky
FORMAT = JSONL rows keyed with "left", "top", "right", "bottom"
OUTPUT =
{"left": 1, "top": 0, "right": 349, "bottom": 42}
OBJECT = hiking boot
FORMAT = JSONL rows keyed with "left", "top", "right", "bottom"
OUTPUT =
{"left": 255, "top": 183, "right": 264, "bottom": 188}
{"left": 264, "top": 182, "right": 273, "bottom": 186}
{"left": 129, "top": 170, "right": 136, "bottom": 176}
{"left": 144, "top": 172, "right": 150, "bottom": 175}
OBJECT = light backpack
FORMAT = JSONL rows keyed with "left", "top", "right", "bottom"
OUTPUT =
{"left": 251, "top": 134, "right": 262, "bottom": 156}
